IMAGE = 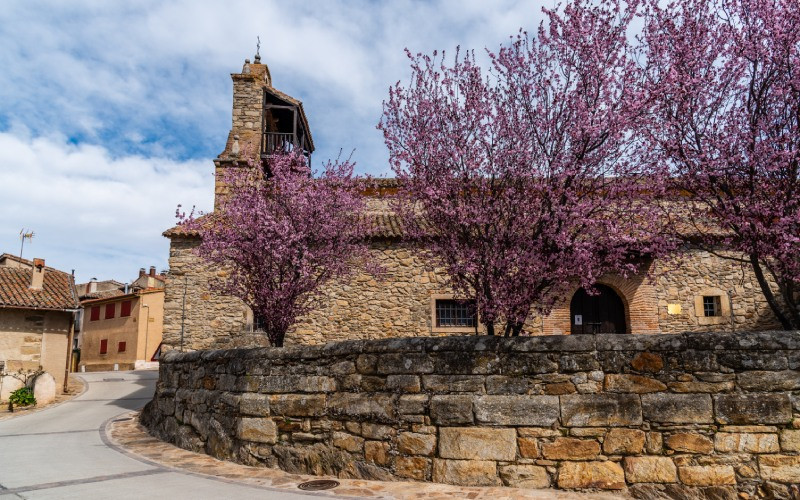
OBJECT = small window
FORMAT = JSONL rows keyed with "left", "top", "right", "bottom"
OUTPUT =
{"left": 435, "top": 299, "right": 477, "bottom": 328}
{"left": 118, "top": 341, "right": 126, "bottom": 352}
{"left": 253, "top": 314, "right": 266, "bottom": 332}
{"left": 120, "top": 300, "right": 132, "bottom": 317}
{"left": 104, "top": 303, "right": 115, "bottom": 320}
{"left": 703, "top": 296, "right": 722, "bottom": 317}
{"left": 90, "top": 306, "right": 100, "bottom": 321}
{"left": 100, "top": 339, "right": 108, "bottom": 354}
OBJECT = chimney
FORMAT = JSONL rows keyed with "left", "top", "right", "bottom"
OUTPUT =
{"left": 30, "top": 258, "right": 45, "bottom": 290}
{"left": 139, "top": 267, "right": 146, "bottom": 278}
{"left": 88, "top": 278, "right": 97, "bottom": 293}
{"left": 149, "top": 266, "right": 156, "bottom": 278}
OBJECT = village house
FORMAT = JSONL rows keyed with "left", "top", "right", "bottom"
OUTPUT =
{"left": 78, "top": 267, "right": 165, "bottom": 372}
{"left": 0, "top": 253, "right": 77, "bottom": 396}
{"left": 161, "top": 56, "right": 783, "bottom": 352}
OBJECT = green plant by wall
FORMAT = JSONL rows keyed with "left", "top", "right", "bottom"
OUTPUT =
{"left": 9, "top": 387, "right": 36, "bottom": 407}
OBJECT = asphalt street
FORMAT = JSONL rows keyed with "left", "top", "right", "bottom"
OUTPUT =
{"left": 0, "top": 371, "right": 323, "bottom": 499}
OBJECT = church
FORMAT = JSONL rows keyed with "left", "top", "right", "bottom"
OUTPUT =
{"left": 161, "top": 55, "right": 782, "bottom": 352}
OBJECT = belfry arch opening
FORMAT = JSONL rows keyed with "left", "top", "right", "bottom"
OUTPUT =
{"left": 570, "top": 284, "right": 628, "bottom": 334}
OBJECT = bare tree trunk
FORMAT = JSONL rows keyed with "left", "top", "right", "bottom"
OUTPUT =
{"left": 749, "top": 254, "right": 793, "bottom": 330}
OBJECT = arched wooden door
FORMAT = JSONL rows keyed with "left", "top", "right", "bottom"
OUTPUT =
{"left": 570, "top": 284, "right": 627, "bottom": 334}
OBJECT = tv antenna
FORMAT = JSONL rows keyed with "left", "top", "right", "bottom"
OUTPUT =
{"left": 19, "top": 229, "right": 34, "bottom": 260}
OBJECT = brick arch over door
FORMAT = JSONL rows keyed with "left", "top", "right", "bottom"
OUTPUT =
{"left": 541, "top": 264, "right": 660, "bottom": 335}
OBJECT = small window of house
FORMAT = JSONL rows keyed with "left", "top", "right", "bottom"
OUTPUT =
{"left": 703, "top": 296, "right": 722, "bottom": 317}
{"left": 120, "top": 300, "right": 132, "bottom": 317}
{"left": 435, "top": 299, "right": 477, "bottom": 328}
{"left": 100, "top": 339, "right": 108, "bottom": 354}
{"left": 90, "top": 306, "right": 100, "bottom": 321}
{"left": 118, "top": 341, "right": 126, "bottom": 353}
{"left": 104, "top": 303, "right": 115, "bottom": 320}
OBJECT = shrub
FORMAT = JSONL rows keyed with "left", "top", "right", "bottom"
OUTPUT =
{"left": 9, "top": 387, "right": 36, "bottom": 407}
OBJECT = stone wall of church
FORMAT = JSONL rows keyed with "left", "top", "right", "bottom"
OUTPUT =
{"left": 142, "top": 331, "right": 800, "bottom": 496}
{"left": 162, "top": 238, "right": 782, "bottom": 352}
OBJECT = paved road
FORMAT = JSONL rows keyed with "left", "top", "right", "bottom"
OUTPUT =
{"left": 0, "top": 371, "right": 321, "bottom": 499}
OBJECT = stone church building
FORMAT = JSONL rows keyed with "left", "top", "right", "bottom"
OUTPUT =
{"left": 161, "top": 56, "right": 781, "bottom": 352}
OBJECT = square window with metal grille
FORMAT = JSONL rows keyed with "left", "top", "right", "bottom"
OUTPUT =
{"left": 435, "top": 299, "right": 476, "bottom": 328}
{"left": 703, "top": 296, "right": 722, "bottom": 317}
{"left": 253, "top": 314, "right": 267, "bottom": 332}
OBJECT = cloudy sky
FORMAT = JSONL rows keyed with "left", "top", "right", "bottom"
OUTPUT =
{"left": 0, "top": 1, "right": 549, "bottom": 283}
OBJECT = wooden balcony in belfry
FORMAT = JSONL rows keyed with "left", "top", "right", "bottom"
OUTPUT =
{"left": 260, "top": 87, "right": 314, "bottom": 166}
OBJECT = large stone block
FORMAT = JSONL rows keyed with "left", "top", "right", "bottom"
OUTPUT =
{"left": 385, "top": 375, "right": 420, "bottom": 393}
{"left": 714, "top": 432, "right": 779, "bottom": 453}
{"left": 422, "top": 375, "right": 484, "bottom": 393}
{"left": 261, "top": 375, "right": 336, "bottom": 393}
{"left": 433, "top": 352, "right": 502, "bottom": 375}
{"left": 499, "top": 465, "right": 550, "bottom": 488}
{"left": 665, "top": 433, "right": 713, "bottom": 454}
{"left": 518, "top": 437, "right": 540, "bottom": 458}
{"left": 677, "top": 465, "right": 736, "bottom": 486}
{"left": 432, "top": 459, "right": 500, "bottom": 486}
{"left": 714, "top": 394, "right": 792, "bottom": 424}
{"left": 395, "top": 456, "right": 431, "bottom": 480}
{"left": 623, "top": 457, "right": 677, "bottom": 483}
{"left": 438, "top": 427, "right": 516, "bottom": 461}
{"left": 557, "top": 461, "right": 625, "bottom": 490}
{"left": 758, "top": 455, "right": 800, "bottom": 484}
{"left": 268, "top": 394, "right": 326, "bottom": 417}
{"left": 332, "top": 431, "right": 364, "bottom": 453}
{"left": 474, "top": 395, "right": 559, "bottom": 426}
{"left": 560, "top": 394, "right": 642, "bottom": 427}
{"left": 603, "top": 428, "right": 645, "bottom": 455}
{"left": 397, "top": 432, "right": 436, "bottom": 456}
{"left": 737, "top": 370, "right": 800, "bottom": 391}
{"left": 376, "top": 353, "right": 434, "bottom": 374}
{"left": 398, "top": 394, "right": 428, "bottom": 415}
{"left": 239, "top": 393, "right": 270, "bottom": 416}
{"left": 630, "top": 352, "right": 664, "bottom": 372}
{"left": 236, "top": 417, "right": 277, "bottom": 444}
{"left": 641, "top": 394, "right": 713, "bottom": 423}
{"left": 502, "top": 353, "right": 558, "bottom": 375}
{"left": 541, "top": 438, "right": 600, "bottom": 460}
{"left": 717, "top": 351, "right": 787, "bottom": 371}
{"left": 604, "top": 374, "right": 666, "bottom": 393}
{"left": 429, "top": 395, "right": 473, "bottom": 425}
{"left": 365, "top": 441, "right": 390, "bottom": 465}
{"left": 328, "top": 393, "right": 395, "bottom": 422}
{"left": 780, "top": 429, "right": 800, "bottom": 452}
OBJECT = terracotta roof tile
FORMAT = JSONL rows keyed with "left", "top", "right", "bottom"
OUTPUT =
{"left": 0, "top": 265, "right": 78, "bottom": 311}
{"left": 164, "top": 212, "right": 407, "bottom": 240}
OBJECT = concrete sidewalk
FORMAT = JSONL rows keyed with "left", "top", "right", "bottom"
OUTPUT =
{"left": 108, "top": 411, "right": 624, "bottom": 500}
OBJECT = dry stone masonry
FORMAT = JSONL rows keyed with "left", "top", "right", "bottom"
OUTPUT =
{"left": 141, "top": 331, "right": 800, "bottom": 498}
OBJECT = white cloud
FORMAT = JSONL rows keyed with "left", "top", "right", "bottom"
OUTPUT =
{"left": 0, "top": 132, "right": 212, "bottom": 282}
{"left": 0, "top": 0, "right": 549, "bottom": 280}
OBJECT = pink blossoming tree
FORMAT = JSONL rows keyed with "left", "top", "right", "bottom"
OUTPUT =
{"left": 639, "top": 0, "right": 800, "bottom": 329}
{"left": 380, "top": 0, "right": 672, "bottom": 336}
{"left": 180, "top": 152, "right": 370, "bottom": 347}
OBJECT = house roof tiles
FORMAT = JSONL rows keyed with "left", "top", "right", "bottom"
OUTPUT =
{"left": 0, "top": 254, "right": 78, "bottom": 311}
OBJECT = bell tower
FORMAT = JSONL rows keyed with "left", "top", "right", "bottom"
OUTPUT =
{"left": 213, "top": 51, "right": 315, "bottom": 208}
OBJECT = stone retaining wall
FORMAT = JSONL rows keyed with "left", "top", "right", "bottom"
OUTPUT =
{"left": 141, "top": 332, "right": 800, "bottom": 498}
